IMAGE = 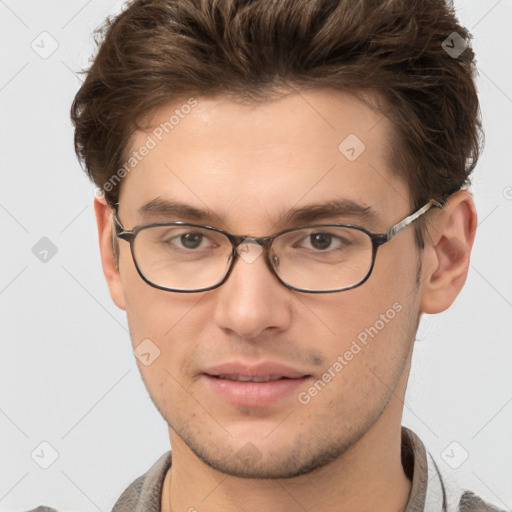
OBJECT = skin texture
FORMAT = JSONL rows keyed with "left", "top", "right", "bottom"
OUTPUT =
{"left": 94, "top": 88, "right": 477, "bottom": 511}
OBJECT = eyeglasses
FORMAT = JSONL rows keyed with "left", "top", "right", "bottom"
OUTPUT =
{"left": 112, "top": 199, "right": 442, "bottom": 294}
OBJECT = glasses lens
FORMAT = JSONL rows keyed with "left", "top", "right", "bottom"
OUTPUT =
{"left": 131, "top": 224, "right": 373, "bottom": 292}
{"left": 271, "top": 226, "right": 373, "bottom": 291}
{"left": 133, "top": 225, "right": 232, "bottom": 291}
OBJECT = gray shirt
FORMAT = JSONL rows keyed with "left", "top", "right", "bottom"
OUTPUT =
{"left": 26, "top": 427, "right": 507, "bottom": 512}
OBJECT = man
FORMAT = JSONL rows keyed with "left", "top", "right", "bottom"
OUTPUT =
{"left": 30, "top": 0, "right": 505, "bottom": 511}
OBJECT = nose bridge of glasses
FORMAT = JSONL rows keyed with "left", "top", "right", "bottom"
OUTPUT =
{"left": 230, "top": 235, "right": 275, "bottom": 267}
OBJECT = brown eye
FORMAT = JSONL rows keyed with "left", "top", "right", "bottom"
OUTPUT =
{"left": 180, "top": 232, "right": 204, "bottom": 249}
{"left": 309, "top": 233, "right": 333, "bottom": 250}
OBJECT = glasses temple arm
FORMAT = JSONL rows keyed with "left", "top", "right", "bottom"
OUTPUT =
{"left": 385, "top": 199, "right": 443, "bottom": 240}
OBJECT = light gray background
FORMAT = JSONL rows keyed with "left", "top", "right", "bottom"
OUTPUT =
{"left": 1, "top": 1, "right": 511, "bottom": 511}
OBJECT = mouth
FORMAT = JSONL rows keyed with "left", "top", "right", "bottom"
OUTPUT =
{"left": 202, "top": 362, "right": 312, "bottom": 407}
{"left": 212, "top": 374, "right": 295, "bottom": 382}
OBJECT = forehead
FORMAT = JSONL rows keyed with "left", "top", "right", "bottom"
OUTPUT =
{"left": 118, "top": 88, "right": 410, "bottom": 230}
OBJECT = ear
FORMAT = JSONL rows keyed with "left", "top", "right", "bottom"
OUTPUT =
{"left": 94, "top": 196, "right": 126, "bottom": 311}
{"left": 419, "top": 190, "right": 477, "bottom": 314}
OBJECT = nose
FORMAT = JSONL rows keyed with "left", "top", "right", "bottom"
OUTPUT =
{"left": 213, "top": 241, "right": 293, "bottom": 340}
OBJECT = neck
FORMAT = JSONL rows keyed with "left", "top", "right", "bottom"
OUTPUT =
{"left": 162, "top": 406, "right": 411, "bottom": 512}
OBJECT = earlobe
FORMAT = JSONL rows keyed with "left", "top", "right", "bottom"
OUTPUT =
{"left": 94, "top": 196, "right": 126, "bottom": 311}
{"left": 419, "top": 191, "right": 477, "bottom": 314}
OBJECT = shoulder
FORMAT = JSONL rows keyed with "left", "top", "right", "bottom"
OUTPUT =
{"left": 21, "top": 452, "right": 172, "bottom": 512}
{"left": 23, "top": 508, "right": 59, "bottom": 512}
{"left": 401, "top": 427, "right": 508, "bottom": 512}
{"left": 109, "top": 472, "right": 147, "bottom": 510}
{"left": 457, "top": 490, "right": 509, "bottom": 512}
{"left": 111, "top": 450, "right": 172, "bottom": 511}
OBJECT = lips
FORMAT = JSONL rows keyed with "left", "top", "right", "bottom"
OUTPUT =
{"left": 202, "top": 362, "right": 311, "bottom": 407}
{"left": 214, "top": 375, "right": 283, "bottom": 382}
{"left": 205, "top": 361, "right": 309, "bottom": 380}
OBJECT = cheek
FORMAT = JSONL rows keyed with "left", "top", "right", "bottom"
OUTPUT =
{"left": 296, "top": 292, "right": 416, "bottom": 417}
{"left": 122, "top": 284, "right": 206, "bottom": 409}
{"left": 301, "top": 280, "right": 406, "bottom": 346}
{"left": 120, "top": 260, "right": 207, "bottom": 358}
{"left": 298, "top": 264, "right": 418, "bottom": 383}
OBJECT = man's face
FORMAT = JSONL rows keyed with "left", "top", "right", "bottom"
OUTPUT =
{"left": 112, "top": 89, "right": 424, "bottom": 478}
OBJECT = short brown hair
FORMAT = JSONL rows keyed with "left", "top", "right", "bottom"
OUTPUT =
{"left": 71, "top": 0, "right": 481, "bottom": 228}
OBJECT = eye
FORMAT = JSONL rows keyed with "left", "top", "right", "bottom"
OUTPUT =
{"left": 298, "top": 231, "right": 348, "bottom": 251}
{"left": 309, "top": 233, "right": 335, "bottom": 250}
{"left": 178, "top": 232, "right": 205, "bottom": 249}
{"left": 157, "top": 229, "right": 214, "bottom": 251}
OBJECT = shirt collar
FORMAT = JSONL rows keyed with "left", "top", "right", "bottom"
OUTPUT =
{"left": 402, "top": 426, "right": 465, "bottom": 512}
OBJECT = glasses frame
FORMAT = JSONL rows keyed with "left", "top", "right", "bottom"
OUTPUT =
{"left": 112, "top": 199, "right": 442, "bottom": 294}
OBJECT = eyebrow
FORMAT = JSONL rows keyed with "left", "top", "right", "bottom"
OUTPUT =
{"left": 278, "top": 199, "right": 379, "bottom": 226}
{"left": 139, "top": 198, "right": 220, "bottom": 222}
{"left": 137, "top": 197, "right": 379, "bottom": 228}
